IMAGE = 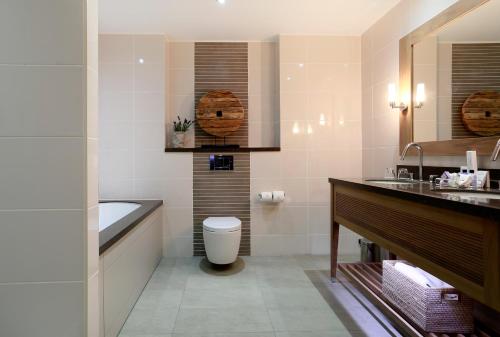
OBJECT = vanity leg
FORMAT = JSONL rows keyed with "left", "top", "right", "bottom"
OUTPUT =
{"left": 331, "top": 183, "right": 340, "bottom": 281}
{"left": 331, "top": 221, "right": 340, "bottom": 282}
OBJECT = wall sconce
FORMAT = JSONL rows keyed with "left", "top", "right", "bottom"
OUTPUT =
{"left": 292, "top": 122, "right": 300, "bottom": 134}
{"left": 388, "top": 83, "right": 407, "bottom": 110}
{"left": 319, "top": 114, "right": 326, "bottom": 126}
{"left": 415, "top": 83, "right": 425, "bottom": 108}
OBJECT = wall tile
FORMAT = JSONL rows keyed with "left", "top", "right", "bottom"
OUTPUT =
{"left": 99, "top": 35, "right": 133, "bottom": 64}
{"left": 169, "top": 42, "right": 195, "bottom": 68}
{"left": 99, "top": 63, "right": 134, "bottom": 92}
{"left": 133, "top": 35, "right": 165, "bottom": 65}
{"left": 134, "top": 92, "right": 164, "bottom": 122}
{"left": 99, "top": 92, "right": 134, "bottom": 122}
{"left": 0, "top": 66, "right": 84, "bottom": 137}
{"left": 0, "top": 210, "right": 84, "bottom": 283}
{"left": 0, "top": 138, "right": 84, "bottom": 210}
{"left": 135, "top": 63, "right": 165, "bottom": 92}
{"left": 0, "top": 282, "right": 84, "bottom": 337}
{"left": 0, "top": 0, "right": 84, "bottom": 65}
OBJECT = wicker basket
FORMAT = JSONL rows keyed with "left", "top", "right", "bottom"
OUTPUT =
{"left": 382, "top": 260, "right": 473, "bottom": 333}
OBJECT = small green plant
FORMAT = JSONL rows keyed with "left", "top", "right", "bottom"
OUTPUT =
{"left": 173, "top": 116, "right": 193, "bottom": 132}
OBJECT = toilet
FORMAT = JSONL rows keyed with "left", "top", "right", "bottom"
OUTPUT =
{"left": 203, "top": 217, "right": 241, "bottom": 264}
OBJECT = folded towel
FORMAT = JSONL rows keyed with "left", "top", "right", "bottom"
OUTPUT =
{"left": 394, "top": 262, "right": 432, "bottom": 287}
{"left": 416, "top": 267, "right": 452, "bottom": 288}
{"left": 394, "top": 262, "right": 452, "bottom": 288}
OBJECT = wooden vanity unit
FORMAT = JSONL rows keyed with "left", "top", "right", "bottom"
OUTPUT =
{"left": 330, "top": 178, "right": 500, "bottom": 314}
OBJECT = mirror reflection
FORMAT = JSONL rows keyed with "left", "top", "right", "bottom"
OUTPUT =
{"left": 413, "top": 0, "right": 500, "bottom": 142}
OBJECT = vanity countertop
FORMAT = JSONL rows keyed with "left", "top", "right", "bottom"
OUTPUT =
{"left": 329, "top": 178, "right": 500, "bottom": 217}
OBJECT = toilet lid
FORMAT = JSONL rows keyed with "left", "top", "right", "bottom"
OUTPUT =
{"left": 203, "top": 217, "right": 241, "bottom": 232}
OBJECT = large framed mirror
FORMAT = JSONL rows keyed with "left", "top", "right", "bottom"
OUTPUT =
{"left": 400, "top": 0, "right": 499, "bottom": 155}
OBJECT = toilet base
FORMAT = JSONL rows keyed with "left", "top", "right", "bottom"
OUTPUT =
{"left": 203, "top": 229, "right": 241, "bottom": 265}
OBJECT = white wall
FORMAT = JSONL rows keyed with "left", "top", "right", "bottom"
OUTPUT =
{"left": 362, "top": 0, "right": 500, "bottom": 176}
{"left": 99, "top": 35, "right": 194, "bottom": 257}
{"left": 101, "top": 35, "right": 363, "bottom": 258}
{"left": 249, "top": 36, "right": 363, "bottom": 257}
{"left": 0, "top": 0, "right": 98, "bottom": 336}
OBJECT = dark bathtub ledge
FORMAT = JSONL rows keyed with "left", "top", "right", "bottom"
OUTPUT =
{"left": 99, "top": 200, "right": 163, "bottom": 255}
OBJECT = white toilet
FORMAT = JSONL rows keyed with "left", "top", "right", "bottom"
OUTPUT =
{"left": 203, "top": 217, "right": 241, "bottom": 264}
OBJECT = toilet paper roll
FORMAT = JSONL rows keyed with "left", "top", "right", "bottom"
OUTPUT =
{"left": 272, "top": 191, "right": 285, "bottom": 202}
{"left": 258, "top": 192, "right": 273, "bottom": 202}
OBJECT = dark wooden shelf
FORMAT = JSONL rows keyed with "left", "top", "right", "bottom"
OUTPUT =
{"left": 165, "top": 147, "right": 281, "bottom": 153}
{"left": 338, "top": 262, "right": 494, "bottom": 337}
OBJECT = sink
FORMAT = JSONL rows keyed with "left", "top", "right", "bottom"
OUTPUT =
{"left": 365, "top": 179, "right": 420, "bottom": 185}
{"left": 439, "top": 191, "right": 500, "bottom": 200}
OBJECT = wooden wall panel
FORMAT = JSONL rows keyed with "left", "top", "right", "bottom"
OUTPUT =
{"left": 194, "top": 42, "right": 248, "bottom": 147}
{"left": 452, "top": 43, "right": 500, "bottom": 139}
{"left": 193, "top": 153, "right": 250, "bottom": 256}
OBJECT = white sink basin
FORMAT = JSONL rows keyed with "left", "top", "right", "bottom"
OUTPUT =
{"left": 365, "top": 179, "right": 419, "bottom": 185}
{"left": 440, "top": 192, "right": 500, "bottom": 200}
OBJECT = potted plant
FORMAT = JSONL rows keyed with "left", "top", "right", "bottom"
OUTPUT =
{"left": 172, "top": 116, "right": 193, "bottom": 148}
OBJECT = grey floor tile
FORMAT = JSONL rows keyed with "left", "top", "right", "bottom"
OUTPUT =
{"left": 275, "top": 332, "right": 353, "bottom": 337}
{"left": 174, "top": 308, "right": 274, "bottom": 333}
{"left": 134, "top": 289, "right": 184, "bottom": 310}
{"left": 181, "top": 287, "right": 266, "bottom": 308}
{"left": 184, "top": 273, "right": 259, "bottom": 291}
{"left": 121, "top": 306, "right": 179, "bottom": 335}
{"left": 118, "top": 257, "right": 399, "bottom": 337}
{"left": 268, "top": 308, "right": 349, "bottom": 332}
{"left": 118, "top": 334, "right": 173, "bottom": 337}
{"left": 261, "top": 287, "right": 330, "bottom": 309}
{"left": 173, "top": 333, "right": 276, "bottom": 337}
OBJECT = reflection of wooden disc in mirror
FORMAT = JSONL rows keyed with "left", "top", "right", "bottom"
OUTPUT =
{"left": 196, "top": 90, "right": 245, "bottom": 137}
{"left": 462, "top": 91, "right": 500, "bottom": 137}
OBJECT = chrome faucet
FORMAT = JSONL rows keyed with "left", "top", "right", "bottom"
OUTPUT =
{"left": 401, "top": 142, "right": 424, "bottom": 182}
{"left": 492, "top": 138, "right": 500, "bottom": 161}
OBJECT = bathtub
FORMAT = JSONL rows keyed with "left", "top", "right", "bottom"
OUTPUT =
{"left": 98, "top": 200, "right": 163, "bottom": 337}
{"left": 99, "top": 202, "right": 141, "bottom": 231}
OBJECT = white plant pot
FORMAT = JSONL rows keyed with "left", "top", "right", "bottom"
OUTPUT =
{"left": 172, "top": 132, "right": 186, "bottom": 148}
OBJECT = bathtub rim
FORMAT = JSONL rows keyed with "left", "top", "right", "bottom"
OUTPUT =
{"left": 99, "top": 200, "right": 163, "bottom": 255}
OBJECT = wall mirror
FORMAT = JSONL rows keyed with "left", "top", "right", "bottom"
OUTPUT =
{"left": 400, "top": 0, "right": 499, "bottom": 155}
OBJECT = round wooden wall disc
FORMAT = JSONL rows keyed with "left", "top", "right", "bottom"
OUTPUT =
{"left": 461, "top": 91, "right": 500, "bottom": 137}
{"left": 196, "top": 90, "right": 245, "bottom": 137}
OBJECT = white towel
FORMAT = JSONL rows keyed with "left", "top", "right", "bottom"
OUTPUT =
{"left": 394, "top": 262, "right": 452, "bottom": 288}
{"left": 416, "top": 267, "right": 452, "bottom": 288}
{"left": 394, "top": 262, "right": 431, "bottom": 287}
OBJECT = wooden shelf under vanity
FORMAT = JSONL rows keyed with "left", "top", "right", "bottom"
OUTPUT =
{"left": 338, "top": 262, "right": 495, "bottom": 337}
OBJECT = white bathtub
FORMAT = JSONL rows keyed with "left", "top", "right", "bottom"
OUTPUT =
{"left": 98, "top": 202, "right": 141, "bottom": 231}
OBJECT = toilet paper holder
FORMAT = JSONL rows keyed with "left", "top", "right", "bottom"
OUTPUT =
{"left": 258, "top": 191, "right": 285, "bottom": 203}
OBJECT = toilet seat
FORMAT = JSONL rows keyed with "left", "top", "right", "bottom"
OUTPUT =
{"left": 203, "top": 217, "right": 241, "bottom": 233}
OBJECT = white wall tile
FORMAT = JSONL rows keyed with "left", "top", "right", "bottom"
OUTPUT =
{"left": 0, "top": 138, "right": 84, "bottom": 210}
{"left": 134, "top": 35, "right": 166, "bottom": 65}
{"left": 0, "top": 66, "right": 84, "bottom": 137}
{"left": 0, "top": 282, "right": 85, "bottom": 337}
{"left": 99, "top": 63, "right": 134, "bottom": 92}
{"left": 99, "top": 35, "right": 133, "bottom": 64}
{"left": 0, "top": 0, "right": 84, "bottom": 65}
{"left": 0, "top": 210, "right": 84, "bottom": 283}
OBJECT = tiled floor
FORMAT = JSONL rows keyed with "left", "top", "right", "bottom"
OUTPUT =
{"left": 119, "top": 256, "right": 401, "bottom": 337}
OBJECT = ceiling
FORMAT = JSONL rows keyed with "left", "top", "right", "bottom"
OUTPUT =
{"left": 437, "top": 0, "right": 500, "bottom": 43}
{"left": 99, "top": 0, "right": 400, "bottom": 40}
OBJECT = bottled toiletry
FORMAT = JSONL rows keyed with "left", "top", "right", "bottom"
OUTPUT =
{"left": 466, "top": 150, "right": 478, "bottom": 173}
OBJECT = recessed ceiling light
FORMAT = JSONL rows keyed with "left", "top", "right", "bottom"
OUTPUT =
{"left": 138, "top": 58, "right": 145, "bottom": 64}
{"left": 216, "top": 0, "right": 226, "bottom": 5}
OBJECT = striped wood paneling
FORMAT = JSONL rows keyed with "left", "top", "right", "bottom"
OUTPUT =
{"left": 194, "top": 42, "right": 248, "bottom": 147}
{"left": 335, "top": 192, "right": 484, "bottom": 285}
{"left": 452, "top": 43, "right": 500, "bottom": 139}
{"left": 193, "top": 153, "right": 250, "bottom": 256}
